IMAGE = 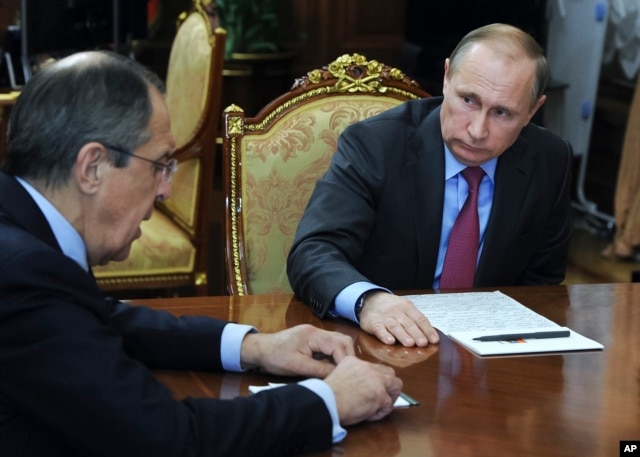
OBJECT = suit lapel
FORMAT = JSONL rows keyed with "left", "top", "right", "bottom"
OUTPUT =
{"left": 406, "top": 105, "right": 445, "bottom": 284}
{"left": 477, "top": 132, "right": 534, "bottom": 282}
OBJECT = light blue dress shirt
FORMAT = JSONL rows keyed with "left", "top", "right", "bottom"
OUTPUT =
{"left": 16, "top": 177, "right": 346, "bottom": 442}
{"left": 335, "top": 146, "right": 496, "bottom": 322}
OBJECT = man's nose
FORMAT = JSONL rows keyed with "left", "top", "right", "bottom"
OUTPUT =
{"left": 156, "top": 179, "right": 172, "bottom": 201}
{"left": 468, "top": 112, "right": 489, "bottom": 140}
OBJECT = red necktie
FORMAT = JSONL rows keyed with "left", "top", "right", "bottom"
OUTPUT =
{"left": 440, "top": 166, "right": 485, "bottom": 288}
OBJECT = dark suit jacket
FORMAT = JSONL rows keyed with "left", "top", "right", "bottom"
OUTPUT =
{"left": 0, "top": 171, "right": 331, "bottom": 457}
{"left": 287, "top": 97, "right": 573, "bottom": 317}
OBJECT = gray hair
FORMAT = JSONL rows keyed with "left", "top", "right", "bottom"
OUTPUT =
{"left": 448, "top": 23, "right": 549, "bottom": 106}
{"left": 2, "top": 51, "right": 165, "bottom": 189}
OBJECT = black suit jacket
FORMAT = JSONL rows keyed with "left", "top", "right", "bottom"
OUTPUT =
{"left": 287, "top": 97, "right": 573, "bottom": 317}
{"left": 0, "top": 172, "right": 331, "bottom": 457}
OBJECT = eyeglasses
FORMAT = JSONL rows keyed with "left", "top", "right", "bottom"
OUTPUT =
{"left": 102, "top": 143, "right": 178, "bottom": 183}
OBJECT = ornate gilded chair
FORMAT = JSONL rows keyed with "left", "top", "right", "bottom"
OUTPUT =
{"left": 222, "top": 54, "right": 430, "bottom": 295}
{"left": 93, "top": 2, "right": 226, "bottom": 296}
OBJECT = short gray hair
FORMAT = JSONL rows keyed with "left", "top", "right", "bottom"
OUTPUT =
{"left": 2, "top": 51, "right": 165, "bottom": 189}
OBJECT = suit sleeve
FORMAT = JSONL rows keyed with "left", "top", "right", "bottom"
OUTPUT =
{"left": 517, "top": 137, "right": 574, "bottom": 285}
{"left": 287, "top": 120, "right": 388, "bottom": 316}
{"left": 0, "top": 247, "right": 332, "bottom": 457}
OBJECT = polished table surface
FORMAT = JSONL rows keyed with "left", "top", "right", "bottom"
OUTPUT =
{"left": 132, "top": 283, "right": 640, "bottom": 457}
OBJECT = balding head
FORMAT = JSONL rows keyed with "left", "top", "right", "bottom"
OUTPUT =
{"left": 447, "top": 23, "right": 548, "bottom": 106}
{"left": 2, "top": 51, "right": 165, "bottom": 189}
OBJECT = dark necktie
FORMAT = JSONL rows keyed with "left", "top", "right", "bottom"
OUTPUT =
{"left": 440, "top": 166, "right": 485, "bottom": 288}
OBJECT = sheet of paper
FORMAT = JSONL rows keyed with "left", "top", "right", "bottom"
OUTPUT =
{"left": 248, "top": 383, "right": 418, "bottom": 408}
{"left": 448, "top": 326, "right": 604, "bottom": 357}
{"left": 404, "top": 290, "right": 558, "bottom": 334}
{"left": 405, "top": 291, "right": 604, "bottom": 357}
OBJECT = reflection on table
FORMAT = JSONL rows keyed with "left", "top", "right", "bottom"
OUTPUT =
{"left": 134, "top": 283, "right": 640, "bottom": 457}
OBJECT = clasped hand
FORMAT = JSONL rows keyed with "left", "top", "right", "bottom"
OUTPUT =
{"left": 240, "top": 324, "right": 402, "bottom": 425}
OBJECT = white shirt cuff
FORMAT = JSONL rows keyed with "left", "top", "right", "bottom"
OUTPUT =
{"left": 220, "top": 323, "right": 257, "bottom": 372}
{"left": 298, "top": 378, "right": 347, "bottom": 443}
{"left": 334, "top": 281, "right": 390, "bottom": 323}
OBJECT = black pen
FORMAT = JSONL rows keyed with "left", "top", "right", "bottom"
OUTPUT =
{"left": 472, "top": 330, "right": 571, "bottom": 342}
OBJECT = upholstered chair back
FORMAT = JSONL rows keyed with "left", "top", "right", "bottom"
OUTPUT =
{"left": 223, "top": 54, "right": 430, "bottom": 294}
{"left": 93, "top": 4, "right": 226, "bottom": 295}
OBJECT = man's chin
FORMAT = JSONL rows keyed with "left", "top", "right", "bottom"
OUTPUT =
{"left": 451, "top": 148, "right": 492, "bottom": 167}
{"left": 98, "top": 247, "right": 133, "bottom": 265}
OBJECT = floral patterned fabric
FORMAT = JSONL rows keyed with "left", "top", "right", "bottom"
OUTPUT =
{"left": 93, "top": 210, "right": 195, "bottom": 278}
{"left": 241, "top": 96, "right": 403, "bottom": 293}
{"left": 165, "top": 12, "right": 212, "bottom": 150}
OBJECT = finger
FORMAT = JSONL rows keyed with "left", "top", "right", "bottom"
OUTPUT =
{"left": 368, "top": 373, "right": 403, "bottom": 421}
{"left": 367, "top": 397, "right": 395, "bottom": 421}
{"left": 384, "top": 319, "right": 420, "bottom": 347}
{"left": 370, "top": 322, "right": 399, "bottom": 345}
{"left": 406, "top": 307, "right": 440, "bottom": 345}
{"left": 380, "top": 365, "right": 403, "bottom": 395}
{"left": 326, "top": 344, "right": 353, "bottom": 363}
{"left": 310, "top": 332, "right": 355, "bottom": 362}
{"left": 306, "top": 359, "right": 336, "bottom": 378}
{"left": 289, "top": 355, "right": 336, "bottom": 378}
{"left": 401, "top": 319, "right": 437, "bottom": 347}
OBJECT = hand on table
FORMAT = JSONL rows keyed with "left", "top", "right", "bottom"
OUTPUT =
{"left": 324, "top": 355, "right": 402, "bottom": 425}
{"left": 241, "top": 322, "right": 403, "bottom": 426}
{"left": 240, "top": 324, "right": 354, "bottom": 378}
{"left": 359, "top": 292, "right": 440, "bottom": 347}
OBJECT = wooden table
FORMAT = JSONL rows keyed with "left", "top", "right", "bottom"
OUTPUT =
{"left": 133, "top": 284, "right": 640, "bottom": 457}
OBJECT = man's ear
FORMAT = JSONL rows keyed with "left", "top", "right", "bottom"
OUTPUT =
{"left": 442, "top": 58, "right": 451, "bottom": 95}
{"left": 74, "top": 142, "right": 107, "bottom": 194}
{"left": 527, "top": 94, "right": 547, "bottom": 124}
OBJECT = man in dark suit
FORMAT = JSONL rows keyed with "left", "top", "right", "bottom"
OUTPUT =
{"left": 287, "top": 23, "right": 573, "bottom": 348}
{"left": 0, "top": 51, "right": 402, "bottom": 457}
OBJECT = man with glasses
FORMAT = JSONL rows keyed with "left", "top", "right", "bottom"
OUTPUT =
{"left": 0, "top": 51, "right": 401, "bottom": 457}
{"left": 103, "top": 143, "right": 178, "bottom": 183}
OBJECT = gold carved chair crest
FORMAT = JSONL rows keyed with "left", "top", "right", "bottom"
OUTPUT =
{"left": 222, "top": 53, "right": 430, "bottom": 295}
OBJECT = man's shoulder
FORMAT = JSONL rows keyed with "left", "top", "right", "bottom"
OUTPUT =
{"left": 522, "top": 122, "right": 570, "bottom": 147}
{"left": 515, "top": 122, "right": 573, "bottom": 162}
{"left": 0, "top": 217, "right": 61, "bottom": 283}
{"left": 367, "top": 96, "right": 441, "bottom": 122}
{"left": 346, "top": 96, "right": 441, "bottom": 137}
{"left": 0, "top": 216, "right": 105, "bottom": 323}
{"left": 0, "top": 205, "right": 76, "bottom": 285}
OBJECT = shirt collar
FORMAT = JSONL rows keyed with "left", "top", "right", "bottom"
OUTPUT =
{"left": 444, "top": 144, "right": 497, "bottom": 182}
{"left": 16, "top": 177, "right": 89, "bottom": 272}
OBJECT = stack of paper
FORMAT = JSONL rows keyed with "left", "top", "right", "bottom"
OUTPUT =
{"left": 448, "top": 326, "right": 603, "bottom": 356}
{"left": 405, "top": 291, "right": 604, "bottom": 357}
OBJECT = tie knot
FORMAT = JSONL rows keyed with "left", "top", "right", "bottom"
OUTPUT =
{"left": 461, "top": 167, "right": 485, "bottom": 191}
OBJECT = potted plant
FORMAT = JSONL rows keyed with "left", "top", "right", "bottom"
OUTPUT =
{"left": 206, "top": 0, "right": 302, "bottom": 115}
{"left": 212, "top": 0, "right": 287, "bottom": 60}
